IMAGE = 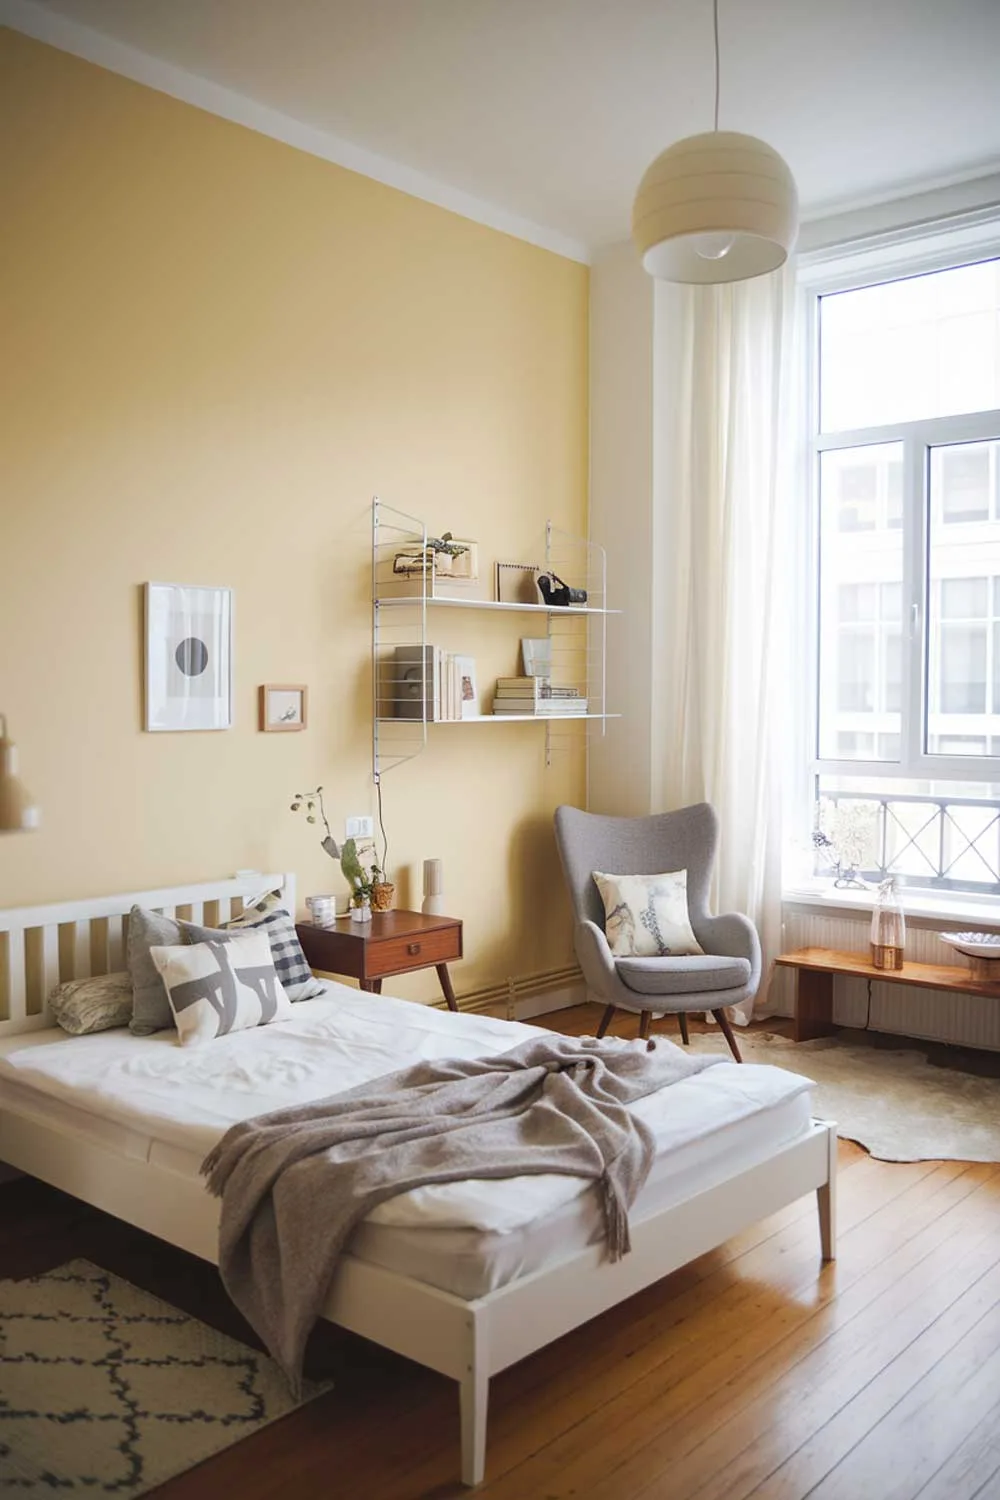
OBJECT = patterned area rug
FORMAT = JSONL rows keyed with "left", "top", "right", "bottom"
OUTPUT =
{"left": 691, "top": 1028, "right": 1000, "bottom": 1162}
{"left": 0, "top": 1260, "right": 328, "bottom": 1493}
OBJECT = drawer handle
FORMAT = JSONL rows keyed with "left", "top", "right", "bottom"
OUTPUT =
{"left": 407, "top": 942, "right": 421, "bottom": 955}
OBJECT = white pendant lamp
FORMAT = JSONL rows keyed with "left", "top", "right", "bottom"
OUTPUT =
{"left": 0, "top": 715, "right": 40, "bottom": 832}
{"left": 632, "top": 0, "right": 798, "bottom": 284}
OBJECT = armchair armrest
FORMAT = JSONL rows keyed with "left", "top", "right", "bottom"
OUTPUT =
{"left": 574, "top": 918, "right": 619, "bottom": 997}
{"left": 695, "top": 912, "right": 761, "bottom": 976}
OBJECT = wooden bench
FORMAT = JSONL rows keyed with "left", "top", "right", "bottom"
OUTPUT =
{"left": 774, "top": 947, "right": 1000, "bottom": 1042}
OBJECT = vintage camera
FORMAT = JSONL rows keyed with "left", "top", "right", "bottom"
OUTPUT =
{"left": 536, "top": 573, "right": 588, "bottom": 607}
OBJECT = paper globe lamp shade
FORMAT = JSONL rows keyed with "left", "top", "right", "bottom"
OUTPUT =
{"left": 632, "top": 130, "right": 798, "bottom": 284}
{"left": 0, "top": 716, "right": 40, "bottom": 832}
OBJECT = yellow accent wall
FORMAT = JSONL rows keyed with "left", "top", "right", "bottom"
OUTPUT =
{"left": 0, "top": 29, "right": 589, "bottom": 1001}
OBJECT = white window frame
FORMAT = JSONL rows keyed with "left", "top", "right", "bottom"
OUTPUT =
{"left": 799, "top": 220, "right": 1000, "bottom": 790}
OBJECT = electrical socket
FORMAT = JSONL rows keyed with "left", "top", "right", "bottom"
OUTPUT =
{"left": 345, "top": 815, "right": 374, "bottom": 840}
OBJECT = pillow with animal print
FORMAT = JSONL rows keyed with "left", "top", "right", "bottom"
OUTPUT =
{"left": 592, "top": 869, "right": 704, "bottom": 958}
{"left": 150, "top": 930, "right": 293, "bottom": 1047}
{"left": 181, "top": 891, "right": 324, "bottom": 1003}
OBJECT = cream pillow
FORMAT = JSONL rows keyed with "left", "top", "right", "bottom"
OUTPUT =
{"left": 150, "top": 930, "right": 293, "bottom": 1047}
{"left": 592, "top": 869, "right": 704, "bottom": 958}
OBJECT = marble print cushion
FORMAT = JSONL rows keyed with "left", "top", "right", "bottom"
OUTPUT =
{"left": 592, "top": 869, "right": 704, "bottom": 958}
{"left": 49, "top": 971, "right": 133, "bottom": 1035}
{"left": 150, "top": 930, "right": 293, "bottom": 1047}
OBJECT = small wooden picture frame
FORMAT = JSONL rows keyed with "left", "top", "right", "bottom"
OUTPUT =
{"left": 259, "top": 684, "right": 308, "bottom": 732}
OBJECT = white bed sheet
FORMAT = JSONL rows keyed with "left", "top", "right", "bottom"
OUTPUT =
{"left": 0, "top": 984, "right": 816, "bottom": 1294}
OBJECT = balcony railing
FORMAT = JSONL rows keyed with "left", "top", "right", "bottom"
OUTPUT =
{"left": 815, "top": 788, "right": 1000, "bottom": 894}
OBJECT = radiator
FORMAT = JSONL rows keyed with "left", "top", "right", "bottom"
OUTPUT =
{"left": 767, "top": 905, "right": 1000, "bottom": 1053}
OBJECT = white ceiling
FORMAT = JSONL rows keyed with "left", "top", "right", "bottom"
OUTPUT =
{"left": 13, "top": 0, "right": 1000, "bottom": 257}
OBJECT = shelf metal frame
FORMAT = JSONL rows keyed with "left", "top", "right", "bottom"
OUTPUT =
{"left": 372, "top": 497, "right": 615, "bottom": 778}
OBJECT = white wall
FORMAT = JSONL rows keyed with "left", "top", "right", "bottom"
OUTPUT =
{"left": 588, "top": 242, "right": 655, "bottom": 815}
{"left": 587, "top": 171, "right": 1000, "bottom": 825}
{"left": 587, "top": 177, "right": 1000, "bottom": 1047}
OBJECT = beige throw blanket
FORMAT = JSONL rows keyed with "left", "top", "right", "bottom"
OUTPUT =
{"left": 202, "top": 1033, "right": 720, "bottom": 1388}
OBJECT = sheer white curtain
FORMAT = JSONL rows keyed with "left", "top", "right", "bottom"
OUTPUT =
{"left": 650, "top": 266, "right": 800, "bottom": 1020}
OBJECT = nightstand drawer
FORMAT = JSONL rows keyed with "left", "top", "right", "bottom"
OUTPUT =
{"left": 366, "top": 925, "right": 462, "bottom": 977}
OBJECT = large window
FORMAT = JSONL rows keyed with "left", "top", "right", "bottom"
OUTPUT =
{"left": 811, "top": 254, "right": 1000, "bottom": 892}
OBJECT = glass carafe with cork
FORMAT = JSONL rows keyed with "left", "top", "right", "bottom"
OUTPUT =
{"left": 871, "top": 877, "right": 905, "bottom": 971}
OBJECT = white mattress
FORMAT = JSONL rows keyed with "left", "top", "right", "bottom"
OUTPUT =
{"left": 0, "top": 984, "right": 815, "bottom": 1297}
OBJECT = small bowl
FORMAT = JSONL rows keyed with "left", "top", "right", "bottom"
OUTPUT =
{"left": 939, "top": 931, "right": 1000, "bottom": 960}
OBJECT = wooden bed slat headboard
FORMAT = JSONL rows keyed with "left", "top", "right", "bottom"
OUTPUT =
{"left": 0, "top": 872, "right": 295, "bottom": 1036}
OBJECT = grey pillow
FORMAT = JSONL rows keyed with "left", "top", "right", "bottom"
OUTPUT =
{"left": 50, "top": 971, "right": 133, "bottom": 1035}
{"left": 128, "top": 905, "right": 187, "bottom": 1034}
{"left": 182, "top": 892, "right": 325, "bottom": 1003}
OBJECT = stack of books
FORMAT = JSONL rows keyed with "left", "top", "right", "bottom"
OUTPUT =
{"left": 388, "top": 646, "right": 471, "bottom": 721}
{"left": 492, "top": 677, "right": 588, "bottom": 716}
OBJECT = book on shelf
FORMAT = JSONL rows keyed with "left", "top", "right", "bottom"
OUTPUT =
{"left": 494, "top": 676, "right": 585, "bottom": 700}
{"left": 387, "top": 645, "right": 435, "bottom": 720}
{"left": 387, "top": 646, "right": 470, "bottom": 722}
{"left": 491, "top": 697, "right": 589, "bottom": 716}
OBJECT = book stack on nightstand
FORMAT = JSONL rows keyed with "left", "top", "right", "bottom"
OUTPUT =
{"left": 491, "top": 677, "right": 587, "bottom": 716}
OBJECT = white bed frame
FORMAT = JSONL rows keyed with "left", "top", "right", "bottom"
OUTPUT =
{"left": 0, "top": 874, "right": 837, "bottom": 1486}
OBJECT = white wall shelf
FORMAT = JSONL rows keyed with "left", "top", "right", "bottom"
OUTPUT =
{"left": 376, "top": 713, "right": 622, "bottom": 725}
{"left": 371, "top": 497, "right": 617, "bottom": 777}
{"left": 375, "top": 596, "right": 620, "bottom": 616}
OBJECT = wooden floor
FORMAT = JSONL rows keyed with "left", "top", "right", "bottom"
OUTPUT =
{"left": 4, "top": 1003, "right": 1000, "bottom": 1499}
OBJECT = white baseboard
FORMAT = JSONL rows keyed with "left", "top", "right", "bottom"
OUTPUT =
{"left": 514, "top": 981, "right": 588, "bottom": 1021}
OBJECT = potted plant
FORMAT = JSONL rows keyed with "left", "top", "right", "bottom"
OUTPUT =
{"left": 290, "top": 787, "right": 394, "bottom": 916}
{"left": 340, "top": 838, "right": 395, "bottom": 915}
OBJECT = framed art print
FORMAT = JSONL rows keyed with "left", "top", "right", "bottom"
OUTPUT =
{"left": 259, "top": 684, "right": 308, "bottom": 732}
{"left": 454, "top": 655, "right": 479, "bottom": 719}
{"left": 144, "top": 582, "right": 233, "bottom": 732}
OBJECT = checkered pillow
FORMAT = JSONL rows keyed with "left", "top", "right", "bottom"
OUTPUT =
{"left": 182, "top": 892, "right": 325, "bottom": 1003}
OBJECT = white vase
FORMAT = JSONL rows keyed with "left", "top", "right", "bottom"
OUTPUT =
{"left": 350, "top": 898, "right": 372, "bottom": 924}
{"left": 871, "top": 878, "right": 905, "bottom": 970}
{"left": 421, "top": 858, "right": 444, "bottom": 916}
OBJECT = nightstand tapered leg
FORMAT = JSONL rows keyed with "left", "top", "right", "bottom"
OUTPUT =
{"left": 437, "top": 964, "right": 459, "bottom": 1012}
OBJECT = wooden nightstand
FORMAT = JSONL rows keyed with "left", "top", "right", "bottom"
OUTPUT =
{"left": 296, "top": 910, "right": 463, "bottom": 1010}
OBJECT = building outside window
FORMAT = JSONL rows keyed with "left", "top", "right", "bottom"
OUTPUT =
{"left": 807, "top": 253, "right": 1000, "bottom": 893}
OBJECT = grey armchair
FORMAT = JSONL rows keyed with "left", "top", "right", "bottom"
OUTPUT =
{"left": 553, "top": 802, "right": 760, "bottom": 1061}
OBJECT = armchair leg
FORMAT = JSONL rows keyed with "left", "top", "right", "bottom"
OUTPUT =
{"left": 712, "top": 1008, "right": 743, "bottom": 1062}
{"left": 638, "top": 1011, "right": 652, "bottom": 1040}
{"left": 596, "top": 1004, "right": 616, "bottom": 1039}
{"left": 677, "top": 1012, "right": 690, "bottom": 1046}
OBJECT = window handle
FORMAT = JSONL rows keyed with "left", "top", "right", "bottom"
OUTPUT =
{"left": 910, "top": 601, "right": 920, "bottom": 638}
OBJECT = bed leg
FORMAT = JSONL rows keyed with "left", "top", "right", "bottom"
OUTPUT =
{"left": 459, "top": 1318, "right": 489, "bottom": 1486}
{"left": 817, "top": 1122, "right": 837, "bottom": 1261}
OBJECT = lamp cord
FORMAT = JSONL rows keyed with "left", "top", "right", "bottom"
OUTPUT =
{"left": 865, "top": 977, "right": 873, "bottom": 1031}
{"left": 712, "top": 0, "right": 721, "bottom": 131}
{"left": 375, "top": 774, "right": 389, "bottom": 879}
